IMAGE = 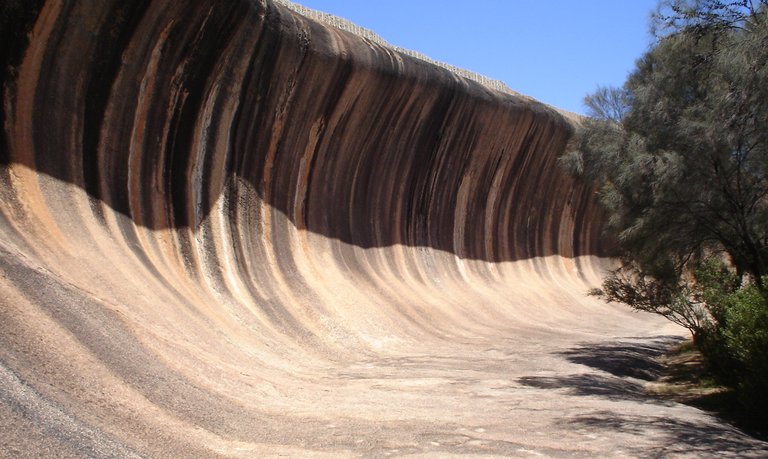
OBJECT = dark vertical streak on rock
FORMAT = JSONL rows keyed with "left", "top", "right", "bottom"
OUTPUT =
{"left": 82, "top": 1, "right": 151, "bottom": 223}
{"left": 0, "top": 0, "right": 606, "bottom": 262}
{"left": 0, "top": 0, "right": 44, "bottom": 166}
{"left": 0, "top": 1, "right": 662, "bottom": 456}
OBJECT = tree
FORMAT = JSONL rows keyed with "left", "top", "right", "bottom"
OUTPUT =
{"left": 561, "top": 0, "right": 768, "bottom": 411}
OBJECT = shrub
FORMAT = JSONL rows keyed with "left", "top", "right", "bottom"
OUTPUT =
{"left": 722, "top": 281, "right": 768, "bottom": 416}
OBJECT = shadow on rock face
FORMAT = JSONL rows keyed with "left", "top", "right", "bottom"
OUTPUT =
{"left": 0, "top": 0, "right": 613, "bottom": 263}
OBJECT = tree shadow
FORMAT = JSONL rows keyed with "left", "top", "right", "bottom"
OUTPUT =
{"left": 559, "top": 335, "right": 685, "bottom": 381}
{"left": 519, "top": 336, "right": 685, "bottom": 403}
{"left": 518, "top": 373, "right": 671, "bottom": 404}
{"left": 563, "top": 411, "right": 768, "bottom": 457}
{"left": 518, "top": 335, "right": 768, "bottom": 453}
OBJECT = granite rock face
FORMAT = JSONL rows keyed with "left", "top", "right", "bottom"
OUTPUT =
{"left": 2, "top": 0, "right": 607, "bottom": 260}
{"left": 5, "top": 1, "right": 760, "bottom": 457}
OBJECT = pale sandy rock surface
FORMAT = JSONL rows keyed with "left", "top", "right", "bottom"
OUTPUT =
{"left": 0, "top": 0, "right": 766, "bottom": 457}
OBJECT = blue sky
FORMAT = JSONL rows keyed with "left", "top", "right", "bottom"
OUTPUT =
{"left": 294, "top": 1, "right": 660, "bottom": 114}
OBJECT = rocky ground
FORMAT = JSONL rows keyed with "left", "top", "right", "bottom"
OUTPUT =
{"left": 2, "top": 1, "right": 768, "bottom": 456}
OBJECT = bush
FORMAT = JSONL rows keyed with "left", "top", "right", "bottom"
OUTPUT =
{"left": 722, "top": 282, "right": 768, "bottom": 416}
{"left": 690, "top": 265, "right": 768, "bottom": 418}
{"left": 566, "top": 0, "right": 768, "bottom": 423}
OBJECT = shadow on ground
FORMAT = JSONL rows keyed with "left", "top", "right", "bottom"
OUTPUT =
{"left": 564, "top": 411, "right": 767, "bottom": 457}
{"left": 518, "top": 372, "right": 667, "bottom": 404}
{"left": 561, "top": 335, "right": 685, "bottom": 380}
{"left": 519, "top": 336, "right": 684, "bottom": 403}
{"left": 519, "top": 335, "right": 768, "bottom": 456}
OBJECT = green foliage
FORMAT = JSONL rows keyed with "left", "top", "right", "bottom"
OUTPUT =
{"left": 566, "top": 0, "right": 768, "bottom": 417}
{"left": 564, "top": 1, "right": 768, "bottom": 285}
{"left": 591, "top": 263, "right": 711, "bottom": 340}
{"left": 724, "top": 284, "right": 768, "bottom": 364}
{"left": 722, "top": 281, "right": 768, "bottom": 413}
{"left": 691, "top": 264, "right": 768, "bottom": 417}
{"left": 693, "top": 258, "right": 740, "bottom": 323}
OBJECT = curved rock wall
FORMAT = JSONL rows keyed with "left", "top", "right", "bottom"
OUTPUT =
{"left": 0, "top": 1, "right": 651, "bottom": 456}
